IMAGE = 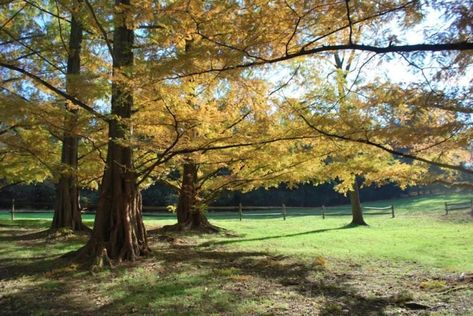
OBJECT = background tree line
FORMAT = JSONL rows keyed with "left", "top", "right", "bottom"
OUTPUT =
{"left": 0, "top": 180, "right": 453, "bottom": 209}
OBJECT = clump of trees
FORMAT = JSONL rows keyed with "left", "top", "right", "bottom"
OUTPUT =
{"left": 1, "top": 0, "right": 471, "bottom": 267}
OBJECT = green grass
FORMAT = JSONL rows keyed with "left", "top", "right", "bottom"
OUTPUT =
{"left": 142, "top": 192, "right": 473, "bottom": 272}
{"left": 1, "top": 193, "right": 472, "bottom": 271}
{"left": 191, "top": 215, "right": 473, "bottom": 271}
{"left": 0, "top": 193, "right": 472, "bottom": 315}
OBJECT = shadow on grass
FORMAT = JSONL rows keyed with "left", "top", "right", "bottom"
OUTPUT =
{"left": 0, "top": 278, "right": 86, "bottom": 316}
{"left": 0, "top": 229, "right": 50, "bottom": 242}
{"left": 0, "top": 219, "right": 51, "bottom": 229}
{"left": 0, "top": 224, "right": 397, "bottom": 315}
{"left": 76, "top": 245, "right": 393, "bottom": 315}
{"left": 438, "top": 210, "right": 473, "bottom": 224}
{"left": 149, "top": 246, "right": 392, "bottom": 315}
{"left": 0, "top": 236, "right": 86, "bottom": 279}
{"left": 200, "top": 223, "right": 359, "bottom": 247}
{"left": 0, "top": 255, "right": 69, "bottom": 280}
{"left": 0, "top": 226, "right": 87, "bottom": 280}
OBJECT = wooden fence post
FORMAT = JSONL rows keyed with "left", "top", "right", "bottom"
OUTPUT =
{"left": 282, "top": 203, "right": 287, "bottom": 221}
{"left": 11, "top": 198, "right": 15, "bottom": 221}
{"left": 391, "top": 205, "right": 395, "bottom": 218}
{"left": 321, "top": 205, "right": 325, "bottom": 219}
{"left": 445, "top": 202, "right": 448, "bottom": 215}
{"left": 239, "top": 203, "right": 242, "bottom": 221}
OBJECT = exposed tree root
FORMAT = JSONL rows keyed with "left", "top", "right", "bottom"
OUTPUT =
{"left": 158, "top": 220, "right": 221, "bottom": 234}
{"left": 62, "top": 240, "right": 115, "bottom": 273}
{"left": 90, "top": 247, "right": 114, "bottom": 275}
{"left": 349, "top": 220, "right": 368, "bottom": 226}
{"left": 46, "top": 227, "right": 90, "bottom": 242}
{"left": 168, "top": 162, "right": 223, "bottom": 235}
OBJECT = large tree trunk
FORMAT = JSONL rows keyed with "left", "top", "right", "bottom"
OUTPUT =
{"left": 161, "top": 163, "right": 219, "bottom": 233}
{"left": 349, "top": 178, "right": 367, "bottom": 226}
{"left": 75, "top": 0, "right": 149, "bottom": 265}
{"left": 51, "top": 14, "right": 86, "bottom": 231}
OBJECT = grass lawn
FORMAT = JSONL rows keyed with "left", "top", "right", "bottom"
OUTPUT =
{"left": 0, "top": 193, "right": 472, "bottom": 315}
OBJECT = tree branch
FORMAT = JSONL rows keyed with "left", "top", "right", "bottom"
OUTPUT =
{"left": 298, "top": 113, "right": 473, "bottom": 175}
{"left": 166, "top": 42, "right": 473, "bottom": 80}
{"left": 83, "top": 0, "right": 113, "bottom": 58}
{"left": 0, "top": 62, "right": 110, "bottom": 122}
{"left": 345, "top": 0, "right": 353, "bottom": 45}
{"left": 432, "top": 179, "right": 473, "bottom": 189}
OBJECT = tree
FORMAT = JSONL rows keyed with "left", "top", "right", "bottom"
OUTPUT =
{"left": 0, "top": 0, "right": 107, "bottom": 231}
{"left": 158, "top": 137, "right": 319, "bottom": 233}
{"left": 333, "top": 51, "right": 367, "bottom": 225}
{"left": 268, "top": 51, "right": 431, "bottom": 225}
{"left": 52, "top": 3, "right": 87, "bottom": 232}
{"left": 154, "top": 0, "right": 472, "bottom": 178}
{"left": 135, "top": 58, "right": 314, "bottom": 232}
{"left": 349, "top": 178, "right": 365, "bottom": 225}
{"left": 77, "top": 0, "right": 150, "bottom": 263}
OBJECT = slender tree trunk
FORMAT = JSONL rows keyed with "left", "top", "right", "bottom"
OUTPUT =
{"left": 176, "top": 163, "right": 198, "bottom": 224}
{"left": 76, "top": 0, "right": 149, "bottom": 264}
{"left": 349, "top": 178, "right": 367, "bottom": 226}
{"left": 51, "top": 14, "right": 86, "bottom": 231}
{"left": 161, "top": 163, "right": 219, "bottom": 233}
{"left": 334, "top": 54, "right": 367, "bottom": 226}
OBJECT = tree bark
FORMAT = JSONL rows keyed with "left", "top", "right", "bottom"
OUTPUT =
{"left": 176, "top": 163, "right": 198, "bottom": 224}
{"left": 160, "top": 163, "right": 220, "bottom": 233}
{"left": 349, "top": 178, "right": 367, "bottom": 226}
{"left": 76, "top": 0, "right": 149, "bottom": 264}
{"left": 51, "top": 14, "right": 86, "bottom": 231}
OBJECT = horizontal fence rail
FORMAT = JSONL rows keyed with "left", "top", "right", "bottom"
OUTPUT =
{"left": 1, "top": 198, "right": 399, "bottom": 221}
{"left": 445, "top": 200, "right": 473, "bottom": 215}
{"left": 364, "top": 205, "right": 395, "bottom": 218}
{"left": 2, "top": 197, "right": 472, "bottom": 220}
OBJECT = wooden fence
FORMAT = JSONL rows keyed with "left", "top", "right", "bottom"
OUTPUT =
{"left": 1, "top": 198, "right": 397, "bottom": 221}
{"left": 364, "top": 205, "right": 395, "bottom": 218}
{"left": 445, "top": 200, "right": 473, "bottom": 215}
{"left": 3, "top": 197, "right": 473, "bottom": 221}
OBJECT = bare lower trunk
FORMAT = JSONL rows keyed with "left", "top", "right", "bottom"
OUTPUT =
{"left": 350, "top": 178, "right": 367, "bottom": 226}
{"left": 161, "top": 163, "right": 219, "bottom": 233}
{"left": 81, "top": 157, "right": 149, "bottom": 261}
{"left": 51, "top": 136, "right": 84, "bottom": 231}
{"left": 51, "top": 14, "right": 85, "bottom": 231}
{"left": 73, "top": 0, "right": 149, "bottom": 265}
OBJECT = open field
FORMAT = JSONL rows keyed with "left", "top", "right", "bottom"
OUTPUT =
{"left": 0, "top": 193, "right": 472, "bottom": 315}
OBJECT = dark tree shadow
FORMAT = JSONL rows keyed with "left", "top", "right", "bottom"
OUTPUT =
{"left": 141, "top": 246, "right": 394, "bottom": 315}
{"left": 0, "top": 229, "right": 50, "bottom": 242}
{"left": 200, "top": 224, "right": 358, "bottom": 247}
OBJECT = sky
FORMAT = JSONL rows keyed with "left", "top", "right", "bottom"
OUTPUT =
{"left": 265, "top": 5, "right": 472, "bottom": 103}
